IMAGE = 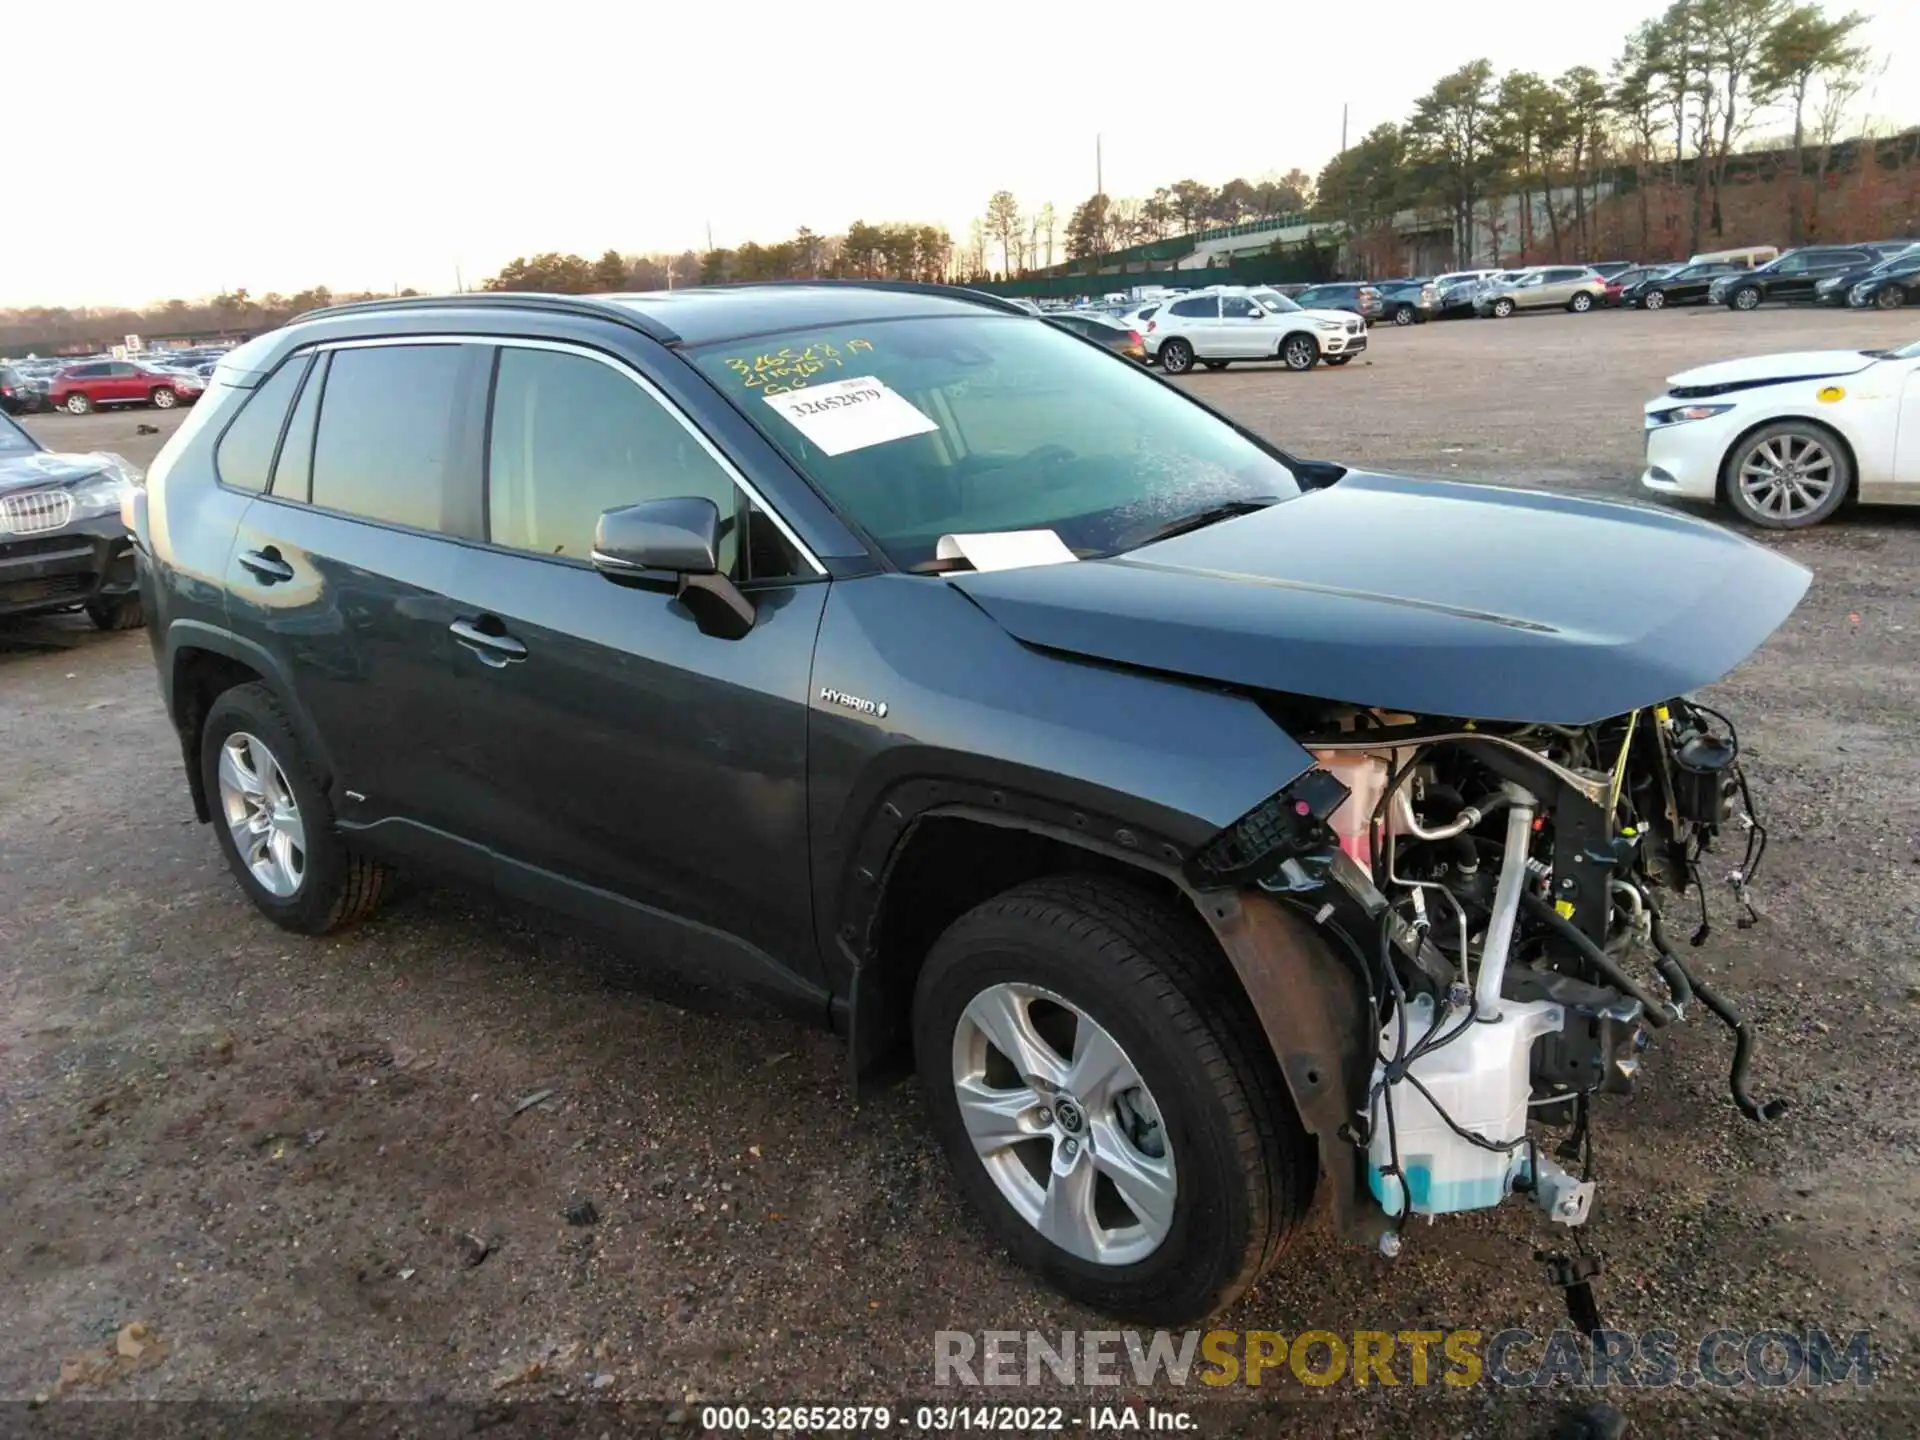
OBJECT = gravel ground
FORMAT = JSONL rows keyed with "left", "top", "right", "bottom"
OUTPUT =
{"left": 3, "top": 308, "right": 1917, "bottom": 1436}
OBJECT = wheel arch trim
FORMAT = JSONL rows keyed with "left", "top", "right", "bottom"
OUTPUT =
{"left": 841, "top": 792, "right": 1382, "bottom": 1242}
{"left": 164, "top": 619, "right": 337, "bottom": 822}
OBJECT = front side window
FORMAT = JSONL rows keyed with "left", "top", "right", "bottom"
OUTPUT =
{"left": 1221, "top": 296, "right": 1262, "bottom": 318}
{"left": 487, "top": 346, "right": 741, "bottom": 574}
{"left": 216, "top": 354, "right": 311, "bottom": 494}
{"left": 310, "top": 344, "right": 469, "bottom": 533}
{"left": 692, "top": 315, "right": 1302, "bottom": 572}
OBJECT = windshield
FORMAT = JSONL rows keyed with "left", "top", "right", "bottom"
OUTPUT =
{"left": 0, "top": 411, "right": 39, "bottom": 453}
{"left": 1249, "top": 290, "right": 1301, "bottom": 313}
{"left": 1891, "top": 338, "right": 1920, "bottom": 359}
{"left": 692, "top": 315, "right": 1302, "bottom": 570}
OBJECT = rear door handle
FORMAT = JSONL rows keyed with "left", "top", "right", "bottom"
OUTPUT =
{"left": 450, "top": 618, "right": 528, "bottom": 666}
{"left": 237, "top": 547, "right": 295, "bottom": 584}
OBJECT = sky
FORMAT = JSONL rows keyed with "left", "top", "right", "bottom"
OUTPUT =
{"left": 6, "top": 0, "right": 1916, "bottom": 309}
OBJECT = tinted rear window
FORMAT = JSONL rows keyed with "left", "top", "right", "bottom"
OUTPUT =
{"left": 310, "top": 345, "right": 469, "bottom": 533}
{"left": 215, "top": 356, "right": 310, "bottom": 494}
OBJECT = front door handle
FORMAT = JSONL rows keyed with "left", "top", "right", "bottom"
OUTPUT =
{"left": 237, "top": 547, "right": 295, "bottom": 584}
{"left": 450, "top": 617, "right": 528, "bottom": 666}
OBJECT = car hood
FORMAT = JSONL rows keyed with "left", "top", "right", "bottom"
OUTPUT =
{"left": 0, "top": 448, "right": 118, "bottom": 496}
{"left": 948, "top": 472, "right": 1810, "bottom": 725}
{"left": 1665, "top": 350, "right": 1883, "bottom": 390}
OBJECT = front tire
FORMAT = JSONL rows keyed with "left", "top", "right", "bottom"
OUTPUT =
{"left": 1492, "top": 297, "right": 1515, "bottom": 318}
{"left": 85, "top": 594, "right": 144, "bottom": 631}
{"left": 1731, "top": 286, "right": 1762, "bottom": 311}
{"left": 199, "top": 682, "right": 392, "bottom": 934}
{"left": 1392, "top": 304, "right": 1416, "bottom": 326}
{"left": 1644, "top": 290, "right": 1667, "bottom": 311}
{"left": 913, "top": 876, "right": 1314, "bottom": 1324}
{"left": 1159, "top": 338, "right": 1194, "bottom": 375}
{"left": 1279, "top": 333, "right": 1318, "bottom": 371}
{"left": 150, "top": 387, "right": 178, "bottom": 409}
{"left": 1722, "top": 420, "right": 1853, "bottom": 529}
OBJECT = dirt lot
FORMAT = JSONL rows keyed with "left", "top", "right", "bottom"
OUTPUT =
{"left": 3, "top": 308, "right": 1917, "bottom": 1435}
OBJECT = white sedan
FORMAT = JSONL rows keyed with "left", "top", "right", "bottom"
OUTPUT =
{"left": 1641, "top": 341, "right": 1920, "bottom": 527}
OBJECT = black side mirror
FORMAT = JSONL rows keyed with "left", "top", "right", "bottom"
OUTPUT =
{"left": 592, "top": 496, "right": 755, "bottom": 640}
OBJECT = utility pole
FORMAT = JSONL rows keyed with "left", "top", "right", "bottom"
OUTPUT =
{"left": 1341, "top": 103, "right": 1348, "bottom": 153}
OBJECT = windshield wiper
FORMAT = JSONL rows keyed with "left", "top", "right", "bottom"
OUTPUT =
{"left": 1117, "top": 497, "right": 1282, "bottom": 551}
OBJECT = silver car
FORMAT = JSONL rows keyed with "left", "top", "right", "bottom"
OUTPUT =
{"left": 1474, "top": 266, "right": 1608, "bottom": 317}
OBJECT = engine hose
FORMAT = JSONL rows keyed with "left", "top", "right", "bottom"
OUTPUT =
{"left": 1518, "top": 890, "right": 1679, "bottom": 1028}
{"left": 1646, "top": 910, "right": 1696, "bottom": 1013}
{"left": 1655, "top": 954, "right": 1790, "bottom": 1123}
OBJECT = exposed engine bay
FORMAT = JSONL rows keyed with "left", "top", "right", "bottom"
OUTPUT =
{"left": 1189, "top": 695, "right": 1784, "bottom": 1253}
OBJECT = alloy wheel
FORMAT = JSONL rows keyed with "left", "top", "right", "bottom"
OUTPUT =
{"left": 66, "top": 394, "right": 90, "bottom": 414}
{"left": 1737, "top": 432, "right": 1837, "bottom": 521}
{"left": 1493, "top": 298, "right": 1514, "bottom": 317}
{"left": 1734, "top": 288, "right": 1761, "bottom": 311}
{"left": 1571, "top": 292, "right": 1593, "bottom": 312}
{"left": 1282, "top": 335, "right": 1317, "bottom": 369}
{"left": 1393, "top": 306, "right": 1414, "bottom": 326}
{"left": 1645, "top": 290, "right": 1666, "bottom": 310}
{"left": 217, "top": 732, "right": 307, "bottom": 898}
{"left": 152, "top": 388, "right": 177, "bottom": 409}
{"left": 1160, "top": 340, "right": 1192, "bottom": 374}
{"left": 1876, "top": 288, "right": 1905, "bottom": 309}
{"left": 950, "top": 982, "right": 1176, "bottom": 1267}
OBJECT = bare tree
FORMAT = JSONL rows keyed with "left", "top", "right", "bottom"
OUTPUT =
{"left": 984, "top": 191, "right": 1023, "bottom": 278}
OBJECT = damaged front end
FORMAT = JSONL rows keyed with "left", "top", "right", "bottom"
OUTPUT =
{"left": 1190, "top": 698, "right": 1783, "bottom": 1251}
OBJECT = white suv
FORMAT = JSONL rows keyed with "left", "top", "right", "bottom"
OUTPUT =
{"left": 1145, "top": 287, "right": 1367, "bottom": 374}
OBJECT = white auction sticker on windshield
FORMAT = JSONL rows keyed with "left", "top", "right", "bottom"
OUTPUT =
{"left": 762, "top": 376, "right": 937, "bottom": 456}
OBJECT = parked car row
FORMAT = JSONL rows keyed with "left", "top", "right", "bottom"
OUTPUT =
{"left": 0, "top": 346, "right": 231, "bottom": 415}
{"left": 1620, "top": 242, "right": 1917, "bottom": 310}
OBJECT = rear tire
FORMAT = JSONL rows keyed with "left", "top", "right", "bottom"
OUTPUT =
{"left": 1569, "top": 292, "right": 1594, "bottom": 313}
{"left": 199, "top": 682, "right": 392, "bottom": 934}
{"left": 64, "top": 393, "right": 92, "bottom": 415}
{"left": 1874, "top": 287, "right": 1905, "bottom": 310}
{"left": 85, "top": 594, "right": 144, "bottom": 631}
{"left": 1159, "top": 338, "right": 1194, "bottom": 375}
{"left": 912, "top": 876, "right": 1314, "bottom": 1325}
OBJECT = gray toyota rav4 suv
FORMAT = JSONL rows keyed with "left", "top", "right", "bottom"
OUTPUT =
{"left": 132, "top": 284, "right": 1807, "bottom": 1322}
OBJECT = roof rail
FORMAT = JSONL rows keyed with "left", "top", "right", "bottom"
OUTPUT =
{"left": 291, "top": 291, "right": 682, "bottom": 344}
{"left": 682, "top": 278, "right": 1033, "bottom": 317}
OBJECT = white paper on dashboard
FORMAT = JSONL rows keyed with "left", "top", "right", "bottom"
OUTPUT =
{"left": 934, "top": 530, "right": 1079, "bottom": 573}
{"left": 761, "top": 375, "right": 937, "bottom": 456}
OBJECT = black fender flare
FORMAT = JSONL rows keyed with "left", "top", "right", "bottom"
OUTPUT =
{"left": 163, "top": 619, "right": 337, "bottom": 822}
{"left": 839, "top": 785, "right": 1384, "bottom": 1245}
